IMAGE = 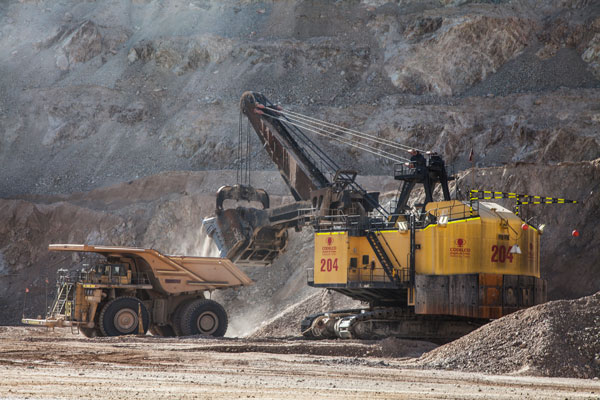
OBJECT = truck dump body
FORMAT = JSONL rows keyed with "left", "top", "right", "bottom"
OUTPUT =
{"left": 48, "top": 244, "right": 253, "bottom": 293}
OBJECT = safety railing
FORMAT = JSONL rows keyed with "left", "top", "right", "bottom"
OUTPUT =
{"left": 425, "top": 201, "right": 480, "bottom": 221}
{"left": 393, "top": 163, "right": 413, "bottom": 177}
{"left": 348, "top": 266, "right": 409, "bottom": 285}
{"left": 306, "top": 265, "right": 409, "bottom": 287}
{"left": 74, "top": 267, "right": 152, "bottom": 286}
{"left": 310, "top": 211, "right": 405, "bottom": 233}
{"left": 393, "top": 161, "right": 455, "bottom": 177}
{"left": 308, "top": 200, "right": 480, "bottom": 234}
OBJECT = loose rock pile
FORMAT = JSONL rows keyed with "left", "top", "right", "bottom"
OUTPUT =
{"left": 417, "top": 291, "right": 600, "bottom": 379}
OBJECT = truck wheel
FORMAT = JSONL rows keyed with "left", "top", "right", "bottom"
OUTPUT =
{"left": 149, "top": 324, "right": 176, "bottom": 337}
{"left": 99, "top": 297, "right": 150, "bottom": 337}
{"left": 80, "top": 327, "right": 101, "bottom": 338}
{"left": 180, "top": 299, "right": 228, "bottom": 337}
{"left": 170, "top": 300, "right": 192, "bottom": 336}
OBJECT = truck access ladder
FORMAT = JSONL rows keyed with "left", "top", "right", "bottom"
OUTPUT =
{"left": 48, "top": 283, "right": 73, "bottom": 317}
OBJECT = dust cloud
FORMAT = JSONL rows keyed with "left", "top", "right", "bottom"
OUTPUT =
{"left": 224, "top": 304, "right": 271, "bottom": 338}
{"left": 198, "top": 228, "right": 221, "bottom": 258}
{"left": 169, "top": 226, "right": 221, "bottom": 258}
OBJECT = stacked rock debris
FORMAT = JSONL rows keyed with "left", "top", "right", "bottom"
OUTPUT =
{"left": 417, "top": 291, "right": 600, "bottom": 379}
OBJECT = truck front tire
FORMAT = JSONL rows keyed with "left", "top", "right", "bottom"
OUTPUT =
{"left": 99, "top": 297, "right": 150, "bottom": 337}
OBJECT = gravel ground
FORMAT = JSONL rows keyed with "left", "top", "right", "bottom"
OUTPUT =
{"left": 249, "top": 290, "right": 362, "bottom": 338}
{"left": 0, "top": 327, "right": 599, "bottom": 399}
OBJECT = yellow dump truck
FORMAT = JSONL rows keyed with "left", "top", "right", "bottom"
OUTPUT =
{"left": 22, "top": 244, "right": 252, "bottom": 337}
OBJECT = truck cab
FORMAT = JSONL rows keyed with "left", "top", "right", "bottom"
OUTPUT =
{"left": 90, "top": 263, "right": 132, "bottom": 285}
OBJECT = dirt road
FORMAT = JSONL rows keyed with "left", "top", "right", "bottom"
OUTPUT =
{"left": 0, "top": 327, "right": 598, "bottom": 400}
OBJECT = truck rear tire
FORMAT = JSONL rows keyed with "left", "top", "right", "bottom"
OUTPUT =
{"left": 80, "top": 327, "right": 101, "bottom": 338}
{"left": 180, "top": 299, "right": 228, "bottom": 337}
{"left": 99, "top": 297, "right": 150, "bottom": 337}
{"left": 171, "top": 300, "right": 192, "bottom": 336}
{"left": 149, "top": 324, "right": 176, "bottom": 337}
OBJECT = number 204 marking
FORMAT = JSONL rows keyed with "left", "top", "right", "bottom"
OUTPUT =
{"left": 491, "top": 245, "right": 513, "bottom": 263}
{"left": 320, "top": 258, "right": 339, "bottom": 272}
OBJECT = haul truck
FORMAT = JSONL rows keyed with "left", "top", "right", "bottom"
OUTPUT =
{"left": 22, "top": 244, "right": 252, "bottom": 337}
{"left": 203, "top": 91, "right": 578, "bottom": 343}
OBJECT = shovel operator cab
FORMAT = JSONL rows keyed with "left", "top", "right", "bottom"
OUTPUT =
{"left": 22, "top": 244, "right": 252, "bottom": 338}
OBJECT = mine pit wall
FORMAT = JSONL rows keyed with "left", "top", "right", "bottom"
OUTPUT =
{"left": 2, "top": 1, "right": 600, "bottom": 197}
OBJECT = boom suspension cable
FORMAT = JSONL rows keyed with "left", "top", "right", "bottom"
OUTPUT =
{"left": 260, "top": 98, "right": 341, "bottom": 178}
{"left": 268, "top": 115, "right": 408, "bottom": 164}
{"left": 266, "top": 106, "right": 420, "bottom": 158}
{"left": 255, "top": 102, "right": 404, "bottom": 216}
{"left": 273, "top": 121, "right": 390, "bottom": 216}
{"left": 274, "top": 115, "right": 389, "bottom": 216}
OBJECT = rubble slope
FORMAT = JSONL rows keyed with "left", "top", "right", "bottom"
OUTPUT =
{"left": 417, "top": 291, "right": 600, "bottom": 379}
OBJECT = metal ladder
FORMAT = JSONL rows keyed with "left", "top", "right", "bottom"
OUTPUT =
{"left": 365, "top": 231, "right": 401, "bottom": 284}
{"left": 48, "top": 283, "right": 73, "bottom": 317}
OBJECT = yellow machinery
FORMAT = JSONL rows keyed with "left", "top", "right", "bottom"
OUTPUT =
{"left": 22, "top": 244, "right": 252, "bottom": 337}
{"left": 203, "top": 92, "right": 577, "bottom": 342}
{"left": 312, "top": 200, "right": 542, "bottom": 318}
{"left": 304, "top": 190, "right": 575, "bottom": 341}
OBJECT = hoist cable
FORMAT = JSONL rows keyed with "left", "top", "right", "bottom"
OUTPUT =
{"left": 282, "top": 113, "right": 410, "bottom": 163}
{"left": 268, "top": 115, "right": 407, "bottom": 164}
{"left": 272, "top": 106, "right": 415, "bottom": 156}
{"left": 281, "top": 120, "right": 340, "bottom": 175}
{"left": 261, "top": 99, "right": 341, "bottom": 177}
{"left": 246, "top": 119, "right": 251, "bottom": 185}
{"left": 273, "top": 118, "right": 385, "bottom": 213}
{"left": 266, "top": 106, "right": 421, "bottom": 157}
{"left": 257, "top": 100, "right": 391, "bottom": 216}
{"left": 276, "top": 117, "right": 393, "bottom": 216}
{"left": 237, "top": 110, "right": 242, "bottom": 184}
{"left": 273, "top": 116, "right": 405, "bottom": 164}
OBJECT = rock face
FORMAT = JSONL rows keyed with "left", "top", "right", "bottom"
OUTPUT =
{"left": 1, "top": 0, "right": 599, "bottom": 196}
{"left": 377, "top": 15, "right": 534, "bottom": 95}
{"left": 60, "top": 20, "right": 102, "bottom": 67}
